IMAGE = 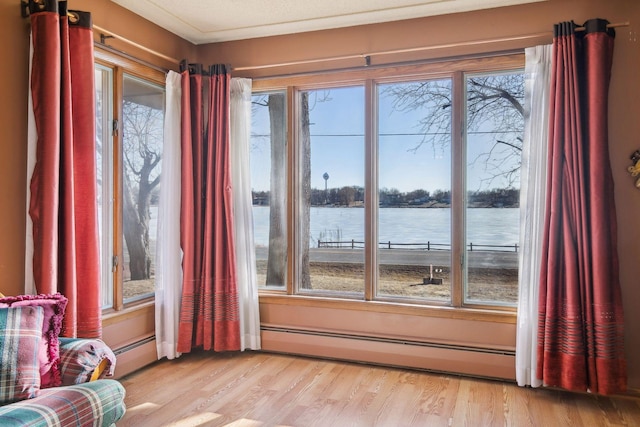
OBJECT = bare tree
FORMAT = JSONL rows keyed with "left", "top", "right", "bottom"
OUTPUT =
{"left": 253, "top": 94, "right": 289, "bottom": 287}
{"left": 338, "top": 186, "right": 357, "bottom": 206}
{"left": 383, "top": 73, "right": 524, "bottom": 188}
{"left": 252, "top": 93, "right": 313, "bottom": 288}
{"left": 122, "top": 100, "right": 162, "bottom": 280}
{"left": 299, "top": 92, "right": 312, "bottom": 289}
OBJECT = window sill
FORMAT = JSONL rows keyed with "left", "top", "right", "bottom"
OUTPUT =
{"left": 258, "top": 292, "right": 516, "bottom": 324}
{"left": 102, "top": 300, "right": 154, "bottom": 326}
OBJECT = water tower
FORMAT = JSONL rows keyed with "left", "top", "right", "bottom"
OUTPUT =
{"left": 323, "top": 172, "right": 329, "bottom": 204}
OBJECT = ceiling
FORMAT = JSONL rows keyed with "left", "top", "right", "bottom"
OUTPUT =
{"left": 111, "top": 0, "right": 545, "bottom": 45}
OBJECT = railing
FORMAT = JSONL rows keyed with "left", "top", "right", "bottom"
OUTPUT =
{"left": 317, "top": 240, "right": 519, "bottom": 252}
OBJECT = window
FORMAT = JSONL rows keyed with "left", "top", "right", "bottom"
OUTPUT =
{"left": 464, "top": 72, "right": 523, "bottom": 306}
{"left": 298, "top": 86, "right": 365, "bottom": 295}
{"left": 95, "top": 63, "right": 114, "bottom": 309}
{"left": 377, "top": 78, "right": 452, "bottom": 302}
{"left": 95, "top": 49, "right": 166, "bottom": 310}
{"left": 252, "top": 54, "right": 524, "bottom": 309}
{"left": 250, "top": 91, "right": 288, "bottom": 289}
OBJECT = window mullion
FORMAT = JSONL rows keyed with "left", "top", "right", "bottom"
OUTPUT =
{"left": 364, "top": 79, "right": 377, "bottom": 301}
{"left": 450, "top": 71, "right": 465, "bottom": 308}
{"left": 113, "top": 66, "right": 125, "bottom": 312}
{"left": 287, "top": 86, "right": 297, "bottom": 295}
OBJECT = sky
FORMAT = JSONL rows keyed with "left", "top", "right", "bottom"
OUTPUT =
{"left": 250, "top": 82, "right": 521, "bottom": 194}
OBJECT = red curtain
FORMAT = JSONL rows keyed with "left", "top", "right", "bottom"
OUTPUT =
{"left": 28, "top": 0, "right": 101, "bottom": 338}
{"left": 537, "top": 19, "right": 626, "bottom": 395}
{"left": 177, "top": 63, "right": 240, "bottom": 352}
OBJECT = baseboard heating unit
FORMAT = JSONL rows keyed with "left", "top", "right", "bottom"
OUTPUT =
{"left": 260, "top": 326, "right": 516, "bottom": 380}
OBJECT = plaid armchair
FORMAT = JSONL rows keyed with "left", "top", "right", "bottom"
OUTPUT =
{"left": 0, "top": 295, "right": 126, "bottom": 426}
{"left": 0, "top": 336, "right": 125, "bottom": 426}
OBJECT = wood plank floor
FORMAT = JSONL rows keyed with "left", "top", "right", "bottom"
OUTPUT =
{"left": 118, "top": 351, "right": 640, "bottom": 427}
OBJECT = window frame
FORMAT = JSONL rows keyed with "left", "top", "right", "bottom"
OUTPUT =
{"left": 253, "top": 52, "right": 524, "bottom": 321}
{"left": 254, "top": 53, "right": 524, "bottom": 322}
{"left": 95, "top": 47, "right": 166, "bottom": 313}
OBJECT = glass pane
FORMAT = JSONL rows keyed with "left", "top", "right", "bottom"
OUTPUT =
{"left": 121, "top": 74, "right": 165, "bottom": 303}
{"left": 95, "top": 65, "right": 113, "bottom": 309}
{"left": 377, "top": 79, "right": 452, "bottom": 302}
{"left": 464, "top": 71, "right": 524, "bottom": 305}
{"left": 299, "top": 87, "right": 365, "bottom": 296}
{"left": 251, "top": 92, "right": 287, "bottom": 289}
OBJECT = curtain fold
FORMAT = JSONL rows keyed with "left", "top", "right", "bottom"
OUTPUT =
{"left": 26, "top": 0, "right": 101, "bottom": 338}
{"left": 230, "top": 78, "right": 261, "bottom": 350}
{"left": 178, "top": 63, "right": 241, "bottom": 352}
{"left": 537, "top": 19, "right": 626, "bottom": 395}
{"left": 516, "top": 44, "right": 552, "bottom": 388}
{"left": 155, "top": 71, "right": 183, "bottom": 360}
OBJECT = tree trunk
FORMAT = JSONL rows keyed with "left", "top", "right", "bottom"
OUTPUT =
{"left": 120, "top": 100, "right": 162, "bottom": 283}
{"left": 299, "top": 92, "right": 311, "bottom": 289}
{"left": 266, "top": 94, "right": 287, "bottom": 286}
{"left": 123, "top": 175, "right": 151, "bottom": 280}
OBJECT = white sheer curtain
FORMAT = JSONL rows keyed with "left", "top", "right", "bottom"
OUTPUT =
{"left": 155, "top": 70, "right": 183, "bottom": 360}
{"left": 516, "top": 44, "right": 552, "bottom": 387}
{"left": 24, "top": 37, "right": 36, "bottom": 296}
{"left": 230, "top": 78, "right": 261, "bottom": 350}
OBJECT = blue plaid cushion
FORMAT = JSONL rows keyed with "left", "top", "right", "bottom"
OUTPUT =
{"left": 0, "top": 379, "right": 126, "bottom": 426}
{"left": 0, "top": 306, "right": 44, "bottom": 404}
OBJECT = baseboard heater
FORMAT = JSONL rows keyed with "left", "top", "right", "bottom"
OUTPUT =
{"left": 261, "top": 326, "right": 514, "bottom": 356}
{"left": 112, "top": 335, "right": 156, "bottom": 356}
{"left": 260, "top": 326, "right": 516, "bottom": 380}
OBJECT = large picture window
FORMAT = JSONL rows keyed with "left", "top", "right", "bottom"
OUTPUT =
{"left": 252, "top": 54, "right": 523, "bottom": 310}
{"left": 95, "top": 49, "right": 165, "bottom": 310}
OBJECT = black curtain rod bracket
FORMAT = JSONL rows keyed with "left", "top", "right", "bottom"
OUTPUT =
{"left": 20, "top": 0, "right": 28, "bottom": 17}
{"left": 99, "top": 33, "right": 114, "bottom": 45}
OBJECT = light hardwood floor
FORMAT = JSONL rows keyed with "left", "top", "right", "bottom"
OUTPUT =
{"left": 118, "top": 351, "right": 640, "bottom": 427}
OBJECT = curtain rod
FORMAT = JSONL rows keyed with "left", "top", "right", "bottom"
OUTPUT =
{"left": 21, "top": 4, "right": 180, "bottom": 67}
{"left": 93, "top": 24, "right": 181, "bottom": 66}
{"left": 95, "top": 41, "right": 170, "bottom": 74}
{"left": 22, "top": 6, "right": 629, "bottom": 73}
{"left": 232, "top": 21, "right": 630, "bottom": 72}
{"left": 90, "top": 19, "right": 629, "bottom": 73}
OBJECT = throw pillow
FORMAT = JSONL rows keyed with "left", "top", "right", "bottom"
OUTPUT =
{"left": 59, "top": 338, "right": 117, "bottom": 385}
{"left": 0, "top": 294, "right": 68, "bottom": 388}
{"left": 0, "top": 306, "right": 44, "bottom": 404}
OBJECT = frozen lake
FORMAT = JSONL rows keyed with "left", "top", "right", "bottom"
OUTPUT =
{"left": 252, "top": 206, "right": 519, "bottom": 249}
